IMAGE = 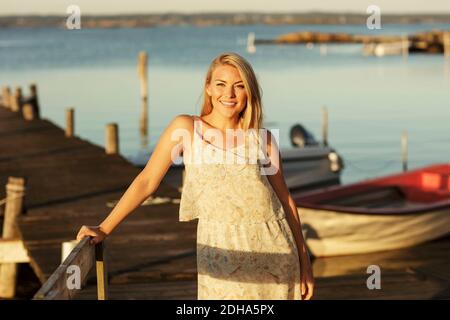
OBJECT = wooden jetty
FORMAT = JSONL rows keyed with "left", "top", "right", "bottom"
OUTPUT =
{"left": 256, "top": 29, "right": 450, "bottom": 56}
{"left": 1, "top": 86, "right": 450, "bottom": 299}
{"left": 0, "top": 95, "right": 197, "bottom": 299}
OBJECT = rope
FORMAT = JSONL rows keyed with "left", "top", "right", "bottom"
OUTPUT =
{"left": 106, "top": 195, "right": 181, "bottom": 208}
{"left": 0, "top": 194, "right": 25, "bottom": 207}
{"left": 345, "top": 159, "right": 399, "bottom": 174}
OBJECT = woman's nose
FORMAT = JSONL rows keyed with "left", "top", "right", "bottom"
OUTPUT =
{"left": 224, "top": 85, "right": 236, "bottom": 97}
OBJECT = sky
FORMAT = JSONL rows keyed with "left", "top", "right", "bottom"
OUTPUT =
{"left": 1, "top": 0, "right": 450, "bottom": 16}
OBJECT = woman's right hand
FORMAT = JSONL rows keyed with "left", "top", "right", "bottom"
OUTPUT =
{"left": 76, "top": 225, "right": 108, "bottom": 245}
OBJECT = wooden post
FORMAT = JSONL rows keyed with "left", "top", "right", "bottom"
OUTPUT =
{"left": 10, "top": 87, "right": 22, "bottom": 112}
{"left": 138, "top": 51, "right": 149, "bottom": 137}
{"left": 247, "top": 32, "right": 256, "bottom": 54}
{"left": 95, "top": 241, "right": 108, "bottom": 300}
{"left": 65, "top": 108, "right": 75, "bottom": 138}
{"left": 61, "top": 240, "right": 78, "bottom": 263}
{"left": 29, "top": 83, "right": 41, "bottom": 118}
{"left": 321, "top": 106, "right": 328, "bottom": 147}
{"left": 105, "top": 123, "right": 119, "bottom": 155}
{"left": 0, "top": 177, "right": 26, "bottom": 298}
{"left": 22, "top": 103, "right": 37, "bottom": 121}
{"left": 401, "top": 131, "right": 408, "bottom": 172}
{"left": 1, "top": 86, "right": 11, "bottom": 109}
{"left": 444, "top": 32, "right": 450, "bottom": 58}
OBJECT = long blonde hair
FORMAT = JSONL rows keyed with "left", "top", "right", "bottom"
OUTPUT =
{"left": 200, "top": 52, "right": 263, "bottom": 131}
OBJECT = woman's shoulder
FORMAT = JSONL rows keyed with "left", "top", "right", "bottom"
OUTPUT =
{"left": 169, "top": 114, "right": 197, "bottom": 132}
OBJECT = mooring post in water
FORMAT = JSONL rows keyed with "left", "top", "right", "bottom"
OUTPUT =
{"left": 1, "top": 86, "right": 11, "bottom": 109}
{"left": 138, "top": 51, "right": 149, "bottom": 138}
{"left": 0, "top": 177, "right": 26, "bottom": 298}
{"left": 10, "top": 87, "right": 22, "bottom": 113}
{"left": 444, "top": 32, "right": 450, "bottom": 58}
{"left": 105, "top": 123, "right": 119, "bottom": 155}
{"left": 29, "top": 83, "right": 41, "bottom": 118}
{"left": 65, "top": 108, "right": 75, "bottom": 138}
{"left": 401, "top": 131, "right": 408, "bottom": 172}
{"left": 22, "top": 103, "right": 36, "bottom": 121}
{"left": 22, "top": 84, "right": 40, "bottom": 120}
{"left": 321, "top": 106, "right": 329, "bottom": 147}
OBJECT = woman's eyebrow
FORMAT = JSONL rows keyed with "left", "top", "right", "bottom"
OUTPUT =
{"left": 215, "top": 79, "right": 244, "bottom": 84}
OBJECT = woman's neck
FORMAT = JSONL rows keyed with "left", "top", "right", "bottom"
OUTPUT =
{"left": 201, "top": 112, "right": 243, "bottom": 132}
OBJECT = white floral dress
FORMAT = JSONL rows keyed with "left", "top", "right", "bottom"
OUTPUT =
{"left": 179, "top": 116, "right": 301, "bottom": 300}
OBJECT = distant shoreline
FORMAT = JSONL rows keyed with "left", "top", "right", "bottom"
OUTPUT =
{"left": 1, "top": 12, "right": 450, "bottom": 28}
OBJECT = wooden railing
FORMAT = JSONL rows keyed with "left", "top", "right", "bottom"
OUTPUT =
{"left": 33, "top": 237, "right": 109, "bottom": 300}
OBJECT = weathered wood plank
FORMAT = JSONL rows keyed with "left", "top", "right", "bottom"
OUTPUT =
{"left": 33, "top": 237, "right": 95, "bottom": 300}
{"left": 0, "top": 239, "right": 30, "bottom": 263}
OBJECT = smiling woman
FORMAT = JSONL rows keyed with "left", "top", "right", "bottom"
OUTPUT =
{"left": 76, "top": 52, "right": 314, "bottom": 300}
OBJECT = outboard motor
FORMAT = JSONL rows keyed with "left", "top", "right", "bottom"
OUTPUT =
{"left": 290, "top": 124, "right": 318, "bottom": 148}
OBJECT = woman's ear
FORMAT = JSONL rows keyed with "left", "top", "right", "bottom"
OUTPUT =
{"left": 205, "top": 83, "right": 212, "bottom": 97}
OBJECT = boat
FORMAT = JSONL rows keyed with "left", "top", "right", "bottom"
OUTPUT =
{"left": 363, "top": 40, "right": 409, "bottom": 57}
{"left": 293, "top": 163, "right": 450, "bottom": 257}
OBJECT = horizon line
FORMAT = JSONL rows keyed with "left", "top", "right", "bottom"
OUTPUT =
{"left": 2, "top": 10, "right": 450, "bottom": 17}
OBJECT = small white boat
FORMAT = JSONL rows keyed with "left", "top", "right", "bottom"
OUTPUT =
{"left": 363, "top": 40, "right": 409, "bottom": 57}
{"left": 293, "top": 163, "right": 450, "bottom": 257}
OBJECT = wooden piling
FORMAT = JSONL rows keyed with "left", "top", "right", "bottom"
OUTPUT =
{"left": 22, "top": 103, "right": 37, "bottom": 121}
{"left": 61, "top": 240, "right": 78, "bottom": 263}
{"left": 0, "top": 177, "right": 26, "bottom": 298}
{"left": 321, "top": 106, "right": 328, "bottom": 147}
{"left": 105, "top": 123, "right": 119, "bottom": 155}
{"left": 65, "top": 108, "right": 75, "bottom": 138}
{"left": 444, "top": 32, "right": 450, "bottom": 58}
{"left": 138, "top": 51, "right": 149, "bottom": 137}
{"left": 1, "top": 86, "right": 11, "bottom": 109}
{"left": 401, "top": 131, "right": 408, "bottom": 172}
{"left": 10, "top": 87, "right": 22, "bottom": 112}
{"left": 29, "top": 83, "right": 41, "bottom": 118}
{"left": 95, "top": 241, "right": 108, "bottom": 300}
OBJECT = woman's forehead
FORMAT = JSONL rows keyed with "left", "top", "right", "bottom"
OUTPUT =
{"left": 212, "top": 65, "right": 241, "bottom": 81}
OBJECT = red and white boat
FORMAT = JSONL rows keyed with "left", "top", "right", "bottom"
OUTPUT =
{"left": 293, "top": 163, "right": 450, "bottom": 257}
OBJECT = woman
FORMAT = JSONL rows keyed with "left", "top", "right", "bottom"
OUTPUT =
{"left": 76, "top": 52, "right": 314, "bottom": 300}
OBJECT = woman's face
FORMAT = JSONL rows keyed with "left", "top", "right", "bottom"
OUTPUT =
{"left": 206, "top": 65, "right": 248, "bottom": 119}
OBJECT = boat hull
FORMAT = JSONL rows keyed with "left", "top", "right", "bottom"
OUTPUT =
{"left": 299, "top": 205, "right": 450, "bottom": 257}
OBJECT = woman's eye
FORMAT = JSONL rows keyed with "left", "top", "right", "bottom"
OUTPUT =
{"left": 216, "top": 83, "right": 225, "bottom": 86}
{"left": 236, "top": 85, "right": 245, "bottom": 89}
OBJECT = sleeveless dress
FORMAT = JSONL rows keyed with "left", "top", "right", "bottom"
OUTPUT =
{"left": 179, "top": 116, "right": 302, "bottom": 300}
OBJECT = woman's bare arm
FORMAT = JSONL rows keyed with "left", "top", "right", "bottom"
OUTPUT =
{"left": 97, "top": 114, "right": 193, "bottom": 235}
{"left": 263, "top": 130, "right": 306, "bottom": 254}
{"left": 263, "top": 129, "right": 314, "bottom": 300}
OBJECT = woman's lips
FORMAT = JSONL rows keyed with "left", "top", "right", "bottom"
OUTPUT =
{"left": 220, "top": 101, "right": 237, "bottom": 107}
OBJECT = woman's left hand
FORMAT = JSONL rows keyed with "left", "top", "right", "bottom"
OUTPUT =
{"left": 299, "top": 247, "right": 314, "bottom": 300}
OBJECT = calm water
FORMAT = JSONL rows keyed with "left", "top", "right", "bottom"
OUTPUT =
{"left": 1, "top": 24, "right": 450, "bottom": 184}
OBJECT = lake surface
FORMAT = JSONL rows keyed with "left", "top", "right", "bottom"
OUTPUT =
{"left": 1, "top": 23, "right": 449, "bottom": 184}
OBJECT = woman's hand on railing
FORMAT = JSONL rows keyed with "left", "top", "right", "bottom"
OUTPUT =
{"left": 76, "top": 225, "right": 108, "bottom": 245}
